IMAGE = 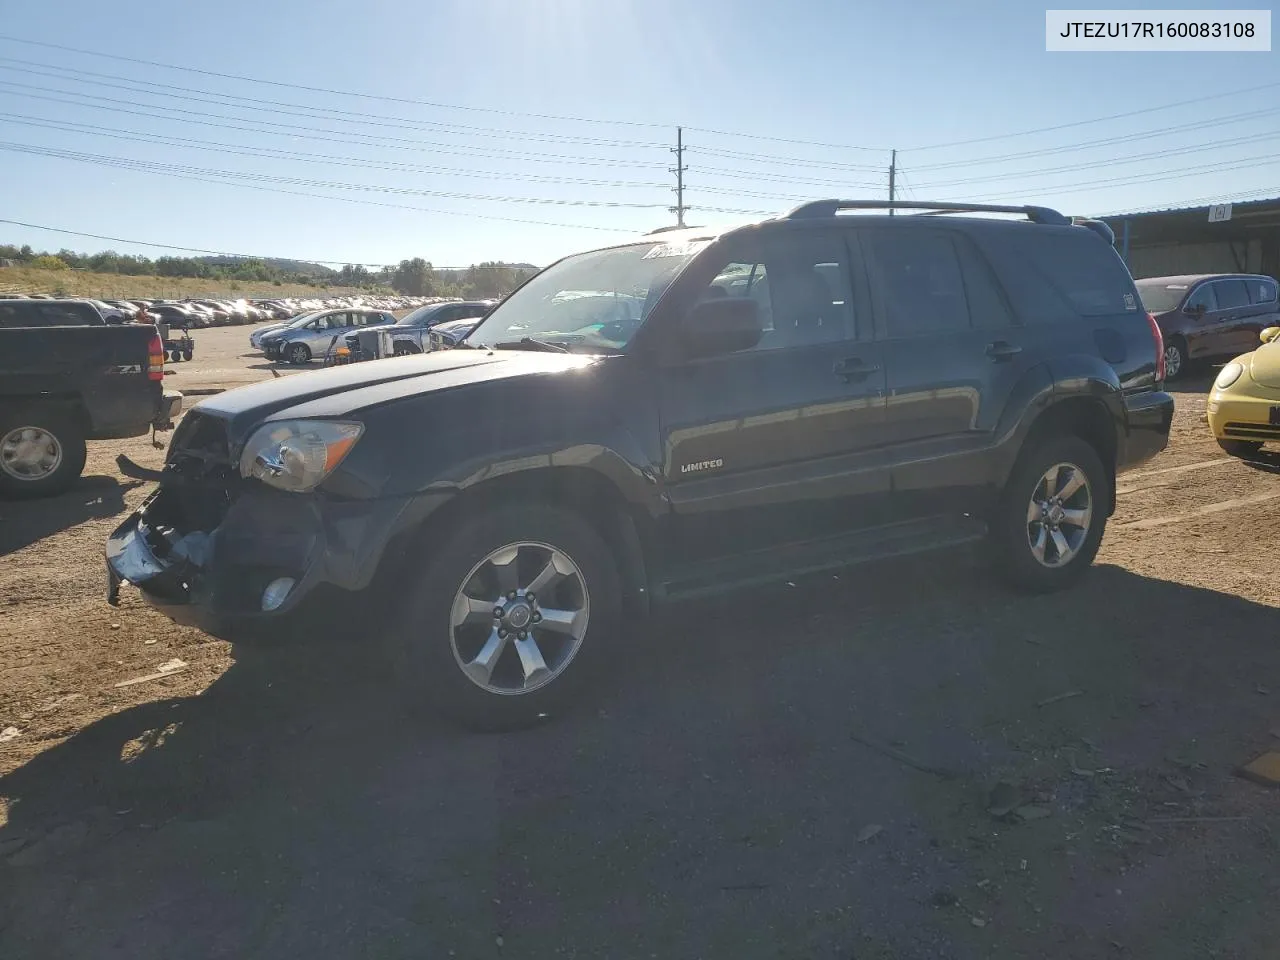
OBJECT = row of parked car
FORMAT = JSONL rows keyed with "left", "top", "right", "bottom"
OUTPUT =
{"left": 0, "top": 293, "right": 438, "bottom": 329}
{"left": 250, "top": 298, "right": 495, "bottom": 363}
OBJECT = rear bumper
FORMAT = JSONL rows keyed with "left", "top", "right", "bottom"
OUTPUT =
{"left": 105, "top": 483, "right": 442, "bottom": 639}
{"left": 1118, "top": 390, "right": 1175, "bottom": 472}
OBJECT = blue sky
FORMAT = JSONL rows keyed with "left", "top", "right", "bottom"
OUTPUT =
{"left": 0, "top": 0, "right": 1277, "bottom": 268}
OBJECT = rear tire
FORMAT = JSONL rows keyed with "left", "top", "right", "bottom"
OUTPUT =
{"left": 393, "top": 503, "right": 622, "bottom": 731}
{"left": 991, "top": 435, "right": 1108, "bottom": 593}
{"left": 0, "top": 408, "right": 87, "bottom": 500}
{"left": 1164, "top": 338, "right": 1187, "bottom": 380}
{"left": 1218, "top": 438, "right": 1263, "bottom": 459}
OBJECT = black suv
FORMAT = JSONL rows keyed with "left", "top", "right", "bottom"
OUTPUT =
{"left": 106, "top": 200, "right": 1174, "bottom": 729}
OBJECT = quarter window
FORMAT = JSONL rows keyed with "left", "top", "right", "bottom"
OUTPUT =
{"left": 1249, "top": 278, "right": 1277, "bottom": 305}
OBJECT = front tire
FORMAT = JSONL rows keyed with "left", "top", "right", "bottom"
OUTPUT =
{"left": 1218, "top": 438, "right": 1263, "bottom": 459}
{"left": 288, "top": 343, "right": 311, "bottom": 365}
{"left": 0, "top": 409, "right": 87, "bottom": 499}
{"left": 992, "top": 435, "right": 1108, "bottom": 593}
{"left": 394, "top": 503, "right": 621, "bottom": 731}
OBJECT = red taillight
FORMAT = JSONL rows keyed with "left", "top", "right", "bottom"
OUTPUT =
{"left": 1147, "top": 312, "right": 1166, "bottom": 382}
{"left": 148, "top": 331, "right": 165, "bottom": 381}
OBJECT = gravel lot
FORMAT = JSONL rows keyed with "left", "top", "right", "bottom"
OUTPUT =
{"left": 2, "top": 327, "right": 1279, "bottom": 959}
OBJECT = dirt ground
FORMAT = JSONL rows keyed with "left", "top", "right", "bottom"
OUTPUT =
{"left": 2, "top": 334, "right": 1279, "bottom": 959}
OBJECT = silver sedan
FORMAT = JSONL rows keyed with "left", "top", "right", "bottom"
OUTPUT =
{"left": 261, "top": 310, "right": 396, "bottom": 364}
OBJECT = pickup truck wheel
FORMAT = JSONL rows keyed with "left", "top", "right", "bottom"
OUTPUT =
{"left": 992, "top": 435, "right": 1107, "bottom": 593}
{"left": 396, "top": 503, "right": 621, "bottom": 731}
{"left": 287, "top": 343, "right": 311, "bottom": 364}
{"left": 0, "top": 411, "right": 87, "bottom": 499}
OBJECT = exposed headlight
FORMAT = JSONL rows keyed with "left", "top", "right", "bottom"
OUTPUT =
{"left": 239, "top": 420, "right": 363, "bottom": 492}
{"left": 1215, "top": 362, "right": 1244, "bottom": 389}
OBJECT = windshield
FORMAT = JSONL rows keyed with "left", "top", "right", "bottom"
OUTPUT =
{"left": 284, "top": 311, "right": 324, "bottom": 328}
{"left": 1134, "top": 280, "right": 1188, "bottom": 314}
{"left": 465, "top": 240, "right": 708, "bottom": 352}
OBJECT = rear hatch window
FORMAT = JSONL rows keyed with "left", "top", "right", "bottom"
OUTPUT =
{"left": 983, "top": 228, "right": 1140, "bottom": 322}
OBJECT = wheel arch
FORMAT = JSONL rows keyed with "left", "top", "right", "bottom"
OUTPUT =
{"left": 380, "top": 464, "right": 654, "bottom": 616}
{"left": 1016, "top": 395, "right": 1119, "bottom": 515}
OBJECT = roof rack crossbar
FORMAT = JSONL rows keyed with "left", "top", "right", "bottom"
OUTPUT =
{"left": 785, "top": 199, "right": 1070, "bottom": 226}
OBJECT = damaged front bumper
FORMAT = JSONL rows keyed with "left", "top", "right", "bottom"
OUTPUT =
{"left": 105, "top": 482, "right": 435, "bottom": 638}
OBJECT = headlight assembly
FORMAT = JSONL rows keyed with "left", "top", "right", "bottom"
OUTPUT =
{"left": 1215, "top": 362, "right": 1244, "bottom": 389}
{"left": 239, "top": 420, "right": 363, "bottom": 492}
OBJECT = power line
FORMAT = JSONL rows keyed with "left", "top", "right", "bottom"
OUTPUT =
{"left": 689, "top": 164, "right": 886, "bottom": 189}
{"left": 0, "top": 35, "right": 897, "bottom": 153}
{"left": 0, "top": 112, "right": 670, "bottom": 189}
{"left": 962, "top": 152, "right": 1280, "bottom": 203}
{"left": 904, "top": 78, "right": 1280, "bottom": 152}
{"left": 0, "top": 140, "right": 668, "bottom": 209}
{"left": 0, "top": 59, "right": 666, "bottom": 149}
{"left": 0, "top": 217, "right": 401, "bottom": 267}
{"left": 0, "top": 142, "right": 645, "bottom": 233}
{"left": 687, "top": 144, "right": 884, "bottom": 173}
{"left": 0, "top": 84, "right": 671, "bottom": 169}
{"left": 908, "top": 107, "right": 1280, "bottom": 172}
{"left": 0, "top": 33, "right": 673, "bottom": 130}
{"left": 912, "top": 129, "right": 1280, "bottom": 189}
{"left": 684, "top": 125, "right": 888, "bottom": 152}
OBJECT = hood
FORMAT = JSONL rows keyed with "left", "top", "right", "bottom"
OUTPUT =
{"left": 1248, "top": 340, "right": 1280, "bottom": 389}
{"left": 192, "top": 349, "right": 600, "bottom": 445}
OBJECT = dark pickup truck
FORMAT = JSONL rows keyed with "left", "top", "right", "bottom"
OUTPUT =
{"left": 0, "top": 314, "right": 182, "bottom": 497}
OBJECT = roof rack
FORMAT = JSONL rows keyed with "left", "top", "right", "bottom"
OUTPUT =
{"left": 784, "top": 199, "right": 1070, "bottom": 226}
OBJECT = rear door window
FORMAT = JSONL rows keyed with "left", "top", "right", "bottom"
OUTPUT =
{"left": 1248, "top": 278, "right": 1277, "bottom": 305}
{"left": 863, "top": 229, "right": 969, "bottom": 337}
{"left": 1212, "top": 279, "right": 1249, "bottom": 310}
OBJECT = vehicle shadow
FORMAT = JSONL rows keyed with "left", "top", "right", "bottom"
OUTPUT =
{"left": 0, "top": 476, "right": 140, "bottom": 557}
{"left": 1166, "top": 365, "right": 1220, "bottom": 395}
{"left": 2, "top": 559, "right": 1279, "bottom": 959}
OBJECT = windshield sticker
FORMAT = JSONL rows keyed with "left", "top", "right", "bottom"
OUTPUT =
{"left": 1123, "top": 293, "right": 1136, "bottom": 311}
{"left": 643, "top": 239, "right": 711, "bottom": 260}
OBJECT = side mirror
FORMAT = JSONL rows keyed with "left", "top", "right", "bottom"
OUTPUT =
{"left": 681, "top": 297, "right": 762, "bottom": 360}
{"left": 1186, "top": 302, "right": 1207, "bottom": 318}
{"left": 1261, "top": 326, "right": 1280, "bottom": 344}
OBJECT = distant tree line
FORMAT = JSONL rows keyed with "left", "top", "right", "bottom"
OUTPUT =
{"left": 0, "top": 243, "right": 338, "bottom": 285}
{"left": 1, "top": 243, "right": 537, "bottom": 298}
{"left": 371, "top": 258, "right": 537, "bottom": 300}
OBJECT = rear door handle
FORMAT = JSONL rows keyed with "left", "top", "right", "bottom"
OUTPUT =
{"left": 985, "top": 340, "right": 1022, "bottom": 362}
{"left": 833, "top": 356, "right": 881, "bottom": 381}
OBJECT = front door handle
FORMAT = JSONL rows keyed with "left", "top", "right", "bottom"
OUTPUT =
{"left": 833, "top": 356, "right": 881, "bottom": 382}
{"left": 986, "top": 340, "right": 1022, "bottom": 362}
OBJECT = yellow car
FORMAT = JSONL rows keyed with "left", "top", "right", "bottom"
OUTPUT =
{"left": 1208, "top": 325, "right": 1280, "bottom": 457}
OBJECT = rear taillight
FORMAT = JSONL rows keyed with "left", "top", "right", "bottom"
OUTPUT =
{"left": 148, "top": 331, "right": 165, "bottom": 381}
{"left": 1147, "top": 312, "right": 1166, "bottom": 382}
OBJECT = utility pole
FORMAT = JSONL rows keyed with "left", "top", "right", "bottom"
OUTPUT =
{"left": 669, "top": 126, "right": 687, "bottom": 227}
{"left": 888, "top": 148, "right": 897, "bottom": 216}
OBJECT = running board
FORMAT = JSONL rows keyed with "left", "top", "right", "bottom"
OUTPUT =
{"left": 659, "top": 515, "right": 988, "bottom": 602}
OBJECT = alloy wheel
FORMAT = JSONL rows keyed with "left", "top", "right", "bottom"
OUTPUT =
{"left": 449, "top": 541, "right": 590, "bottom": 695}
{"left": 1163, "top": 343, "right": 1182, "bottom": 378}
{"left": 1025, "top": 462, "right": 1093, "bottom": 568}
{"left": 0, "top": 426, "right": 63, "bottom": 482}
